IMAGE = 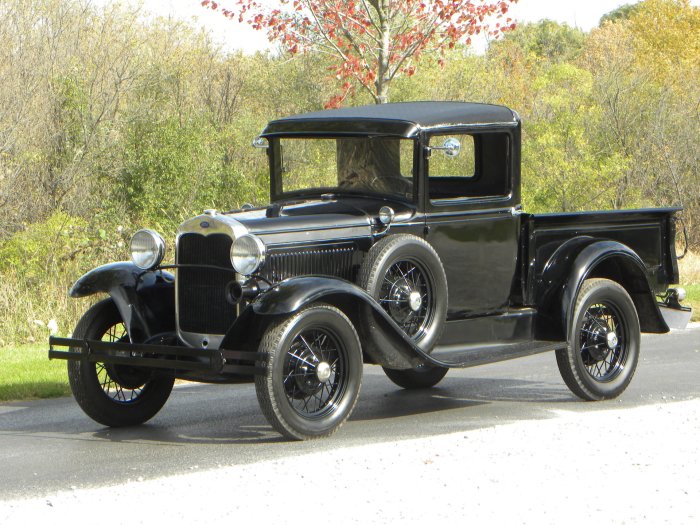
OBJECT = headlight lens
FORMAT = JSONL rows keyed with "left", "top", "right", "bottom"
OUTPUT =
{"left": 130, "top": 229, "right": 165, "bottom": 270}
{"left": 231, "top": 234, "right": 265, "bottom": 275}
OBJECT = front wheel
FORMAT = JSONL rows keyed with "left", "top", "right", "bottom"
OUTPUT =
{"left": 255, "top": 304, "right": 363, "bottom": 440}
{"left": 556, "top": 278, "right": 640, "bottom": 401}
{"left": 67, "top": 299, "right": 174, "bottom": 427}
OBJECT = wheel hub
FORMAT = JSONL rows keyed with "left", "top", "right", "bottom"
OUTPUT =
{"left": 282, "top": 326, "right": 345, "bottom": 418}
{"left": 408, "top": 291, "right": 422, "bottom": 312}
{"left": 388, "top": 283, "right": 416, "bottom": 322}
{"left": 583, "top": 323, "right": 610, "bottom": 363}
{"left": 606, "top": 331, "right": 618, "bottom": 349}
{"left": 291, "top": 363, "right": 323, "bottom": 397}
{"left": 105, "top": 364, "right": 151, "bottom": 390}
{"left": 316, "top": 361, "right": 331, "bottom": 383}
{"left": 379, "top": 259, "right": 432, "bottom": 340}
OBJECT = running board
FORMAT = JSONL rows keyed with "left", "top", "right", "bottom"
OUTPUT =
{"left": 428, "top": 340, "right": 564, "bottom": 369}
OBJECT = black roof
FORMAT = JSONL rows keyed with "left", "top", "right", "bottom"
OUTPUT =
{"left": 261, "top": 101, "right": 519, "bottom": 138}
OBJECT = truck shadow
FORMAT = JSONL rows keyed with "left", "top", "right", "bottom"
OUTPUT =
{"left": 83, "top": 374, "right": 577, "bottom": 445}
{"left": 350, "top": 375, "right": 576, "bottom": 422}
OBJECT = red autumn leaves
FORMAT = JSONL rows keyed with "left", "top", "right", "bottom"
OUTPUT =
{"left": 202, "top": 0, "right": 517, "bottom": 106}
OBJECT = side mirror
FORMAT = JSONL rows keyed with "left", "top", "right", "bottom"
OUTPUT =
{"left": 427, "top": 137, "right": 461, "bottom": 157}
{"left": 252, "top": 136, "right": 269, "bottom": 149}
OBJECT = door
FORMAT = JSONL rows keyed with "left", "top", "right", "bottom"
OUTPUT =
{"left": 424, "top": 131, "right": 520, "bottom": 319}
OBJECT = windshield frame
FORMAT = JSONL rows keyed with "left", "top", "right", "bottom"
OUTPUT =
{"left": 267, "top": 134, "right": 419, "bottom": 204}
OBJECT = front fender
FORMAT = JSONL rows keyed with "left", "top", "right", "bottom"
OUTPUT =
{"left": 228, "top": 276, "right": 433, "bottom": 369}
{"left": 536, "top": 240, "right": 668, "bottom": 340}
{"left": 251, "top": 276, "right": 376, "bottom": 315}
{"left": 70, "top": 262, "right": 175, "bottom": 342}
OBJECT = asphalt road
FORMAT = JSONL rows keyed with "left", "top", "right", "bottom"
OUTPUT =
{"left": 1, "top": 326, "right": 698, "bottom": 501}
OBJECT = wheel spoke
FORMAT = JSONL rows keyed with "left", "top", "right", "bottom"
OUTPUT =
{"left": 93, "top": 321, "right": 147, "bottom": 404}
{"left": 298, "top": 335, "right": 320, "bottom": 363}
{"left": 289, "top": 353, "right": 316, "bottom": 368}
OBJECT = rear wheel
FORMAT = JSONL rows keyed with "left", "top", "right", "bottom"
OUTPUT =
{"left": 67, "top": 299, "right": 174, "bottom": 427}
{"left": 556, "top": 278, "right": 640, "bottom": 401}
{"left": 383, "top": 364, "right": 448, "bottom": 389}
{"left": 255, "top": 304, "right": 363, "bottom": 440}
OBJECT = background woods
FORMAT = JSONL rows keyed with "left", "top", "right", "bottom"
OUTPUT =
{"left": 0, "top": 0, "right": 698, "bottom": 346}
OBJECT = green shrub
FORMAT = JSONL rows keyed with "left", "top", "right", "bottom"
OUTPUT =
{"left": 0, "top": 211, "right": 90, "bottom": 281}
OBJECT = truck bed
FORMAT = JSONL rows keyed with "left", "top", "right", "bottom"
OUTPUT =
{"left": 522, "top": 207, "right": 681, "bottom": 305}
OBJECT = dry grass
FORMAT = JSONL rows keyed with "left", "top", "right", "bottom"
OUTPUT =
{"left": 678, "top": 250, "right": 700, "bottom": 285}
{"left": 0, "top": 266, "right": 92, "bottom": 348}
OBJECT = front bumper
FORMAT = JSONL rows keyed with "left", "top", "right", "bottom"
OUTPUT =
{"left": 49, "top": 336, "right": 266, "bottom": 376}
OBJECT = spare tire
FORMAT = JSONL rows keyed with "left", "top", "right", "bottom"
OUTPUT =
{"left": 358, "top": 234, "right": 448, "bottom": 353}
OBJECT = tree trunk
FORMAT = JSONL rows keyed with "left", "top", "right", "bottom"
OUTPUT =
{"left": 375, "top": 0, "right": 390, "bottom": 104}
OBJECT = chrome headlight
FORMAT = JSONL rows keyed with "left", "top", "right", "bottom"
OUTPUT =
{"left": 231, "top": 234, "right": 265, "bottom": 276}
{"left": 130, "top": 229, "right": 165, "bottom": 270}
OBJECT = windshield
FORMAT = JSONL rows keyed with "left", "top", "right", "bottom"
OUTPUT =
{"left": 273, "top": 136, "right": 415, "bottom": 201}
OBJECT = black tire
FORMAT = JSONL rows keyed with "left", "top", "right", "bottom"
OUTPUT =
{"left": 358, "top": 234, "right": 448, "bottom": 353}
{"left": 383, "top": 364, "right": 448, "bottom": 389}
{"left": 556, "top": 278, "right": 640, "bottom": 401}
{"left": 67, "top": 299, "right": 174, "bottom": 427}
{"left": 254, "top": 304, "right": 363, "bottom": 440}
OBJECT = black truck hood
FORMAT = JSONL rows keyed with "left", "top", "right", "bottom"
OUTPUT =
{"left": 178, "top": 196, "right": 416, "bottom": 246}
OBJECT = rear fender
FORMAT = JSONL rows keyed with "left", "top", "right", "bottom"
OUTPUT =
{"left": 70, "top": 262, "right": 175, "bottom": 343}
{"left": 222, "top": 276, "right": 429, "bottom": 369}
{"left": 536, "top": 240, "right": 668, "bottom": 340}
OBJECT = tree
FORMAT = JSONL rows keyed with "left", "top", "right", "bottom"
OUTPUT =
{"left": 599, "top": 3, "right": 640, "bottom": 25}
{"left": 201, "top": 0, "right": 517, "bottom": 106}
{"left": 627, "top": 0, "right": 700, "bottom": 88}
{"left": 490, "top": 20, "right": 585, "bottom": 64}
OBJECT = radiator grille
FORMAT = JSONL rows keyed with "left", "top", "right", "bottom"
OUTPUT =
{"left": 177, "top": 233, "right": 236, "bottom": 335}
{"left": 261, "top": 244, "right": 355, "bottom": 283}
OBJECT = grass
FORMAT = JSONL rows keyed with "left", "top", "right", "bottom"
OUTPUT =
{"left": 684, "top": 284, "right": 700, "bottom": 322}
{"left": 678, "top": 250, "right": 700, "bottom": 322}
{"left": 0, "top": 344, "right": 70, "bottom": 402}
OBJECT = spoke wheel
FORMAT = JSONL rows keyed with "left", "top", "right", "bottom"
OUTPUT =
{"left": 579, "top": 302, "right": 628, "bottom": 382}
{"left": 282, "top": 327, "right": 348, "bottom": 419}
{"left": 68, "top": 299, "right": 174, "bottom": 427}
{"left": 94, "top": 322, "right": 150, "bottom": 404}
{"left": 255, "top": 304, "right": 363, "bottom": 440}
{"left": 359, "top": 234, "right": 448, "bottom": 355}
{"left": 556, "top": 278, "right": 640, "bottom": 401}
{"left": 379, "top": 259, "right": 433, "bottom": 340}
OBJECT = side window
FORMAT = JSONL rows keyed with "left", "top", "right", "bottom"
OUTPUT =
{"left": 428, "top": 134, "right": 476, "bottom": 180}
{"left": 428, "top": 132, "right": 510, "bottom": 203}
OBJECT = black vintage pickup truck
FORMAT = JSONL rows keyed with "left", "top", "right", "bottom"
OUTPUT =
{"left": 50, "top": 102, "right": 691, "bottom": 440}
